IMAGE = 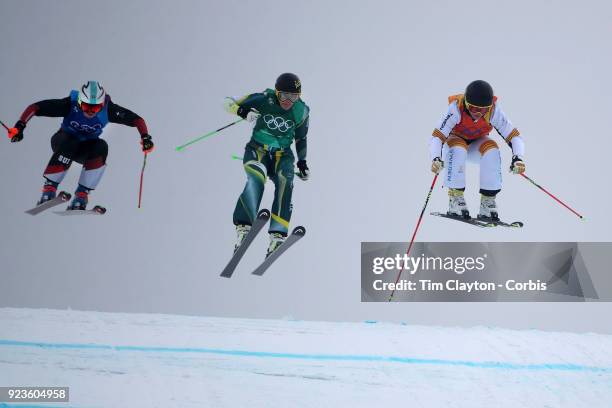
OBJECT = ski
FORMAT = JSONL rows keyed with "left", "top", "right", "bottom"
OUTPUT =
{"left": 54, "top": 205, "right": 107, "bottom": 216}
{"left": 252, "top": 226, "right": 306, "bottom": 276}
{"left": 431, "top": 212, "right": 523, "bottom": 228}
{"left": 431, "top": 212, "right": 494, "bottom": 228}
{"left": 25, "top": 191, "right": 71, "bottom": 215}
{"left": 476, "top": 216, "right": 524, "bottom": 228}
{"left": 220, "top": 209, "right": 271, "bottom": 278}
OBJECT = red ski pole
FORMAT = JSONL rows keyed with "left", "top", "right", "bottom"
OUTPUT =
{"left": 138, "top": 153, "right": 148, "bottom": 209}
{"left": 519, "top": 173, "right": 583, "bottom": 219}
{"left": 388, "top": 173, "right": 439, "bottom": 302}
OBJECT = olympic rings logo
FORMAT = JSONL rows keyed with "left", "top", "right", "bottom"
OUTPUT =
{"left": 263, "top": 114, "right": 294, "bottom": 133}
{"left": 69, "top": 121, "right": 102, "bottom": 133}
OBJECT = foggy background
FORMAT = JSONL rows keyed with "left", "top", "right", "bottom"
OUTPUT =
{"left": 1, "top": 0, "right": 611, "bottom": 333}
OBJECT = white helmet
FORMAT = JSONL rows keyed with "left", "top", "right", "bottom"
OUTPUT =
{"left": 78, "top": 81, "right": 106, "bottom": 105}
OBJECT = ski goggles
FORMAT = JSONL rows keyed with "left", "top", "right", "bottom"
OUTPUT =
{"left": 464, "top": 100, "right": 491, "bottom": 115}
{"left": 79, "top": 101, "right": 104, "bottom": 115}
{"left": 276, "top": 91, "right": 300, "bottom": 103}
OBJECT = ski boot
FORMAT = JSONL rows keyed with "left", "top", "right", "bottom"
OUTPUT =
{"left": 37, "top": 181, "right": 58, "bottom": 206}
{"left": 447, "top": 189, "right": 470, "bottom": 219}
{"left": 266, "top": 232, "right": 286, "bottom": 258}
{"left": 67, "top": 191, "right": 89, "bottom": 211}
{"left": 234, "top": 224, "right": 251, "bottom": 253}
{"left": 478, "top": 195, "right": 499, "bottom": 222}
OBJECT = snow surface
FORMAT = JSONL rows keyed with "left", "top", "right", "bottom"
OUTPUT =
{"left": 1, "top": 308, "right": 611, "bottom": 408}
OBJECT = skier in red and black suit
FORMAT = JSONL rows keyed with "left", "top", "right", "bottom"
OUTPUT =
{"left": 7, "top": 81, "right": 154, "bottom": 210}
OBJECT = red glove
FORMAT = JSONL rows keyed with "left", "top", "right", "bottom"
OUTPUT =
{"left": 8, "top": 121, "right": 26, "bottom": 142}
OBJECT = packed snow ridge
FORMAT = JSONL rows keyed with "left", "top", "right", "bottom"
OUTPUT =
{"left": 1, "top": 308, "right": 611, "bottom": 408}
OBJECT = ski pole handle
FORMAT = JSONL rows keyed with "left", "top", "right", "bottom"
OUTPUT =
{"left": 520, "top": 173, "right": 584, "bottom": 219}
{"left": 176, "top": 118, "right": 245, "bottom": 152}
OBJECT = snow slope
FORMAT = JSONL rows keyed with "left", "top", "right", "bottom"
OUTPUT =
{"left": 1, "top": 308, "right": 611, "bottom": 408}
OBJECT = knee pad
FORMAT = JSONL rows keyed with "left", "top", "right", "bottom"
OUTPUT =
{"left": 479, "top": 140, "right": 498, "bottom": 156}
{"left": 447, "top": 136, "right": 468, "bottom": 151}
{"left": 244, "top": 160, "right": 267, "bottom": 184}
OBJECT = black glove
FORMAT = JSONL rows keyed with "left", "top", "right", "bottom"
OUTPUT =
{"left": 236, "top": 106, "right": 250, "bottom": 119}
{"left": 9, "top": 120, "right": 26, "bottom": 143}
{"left": 296, "top": 160, "right": 310, "bottom": 181}
{"left": 141, "top": 134, "right": 154, "bottom": 153}
{"left": 236, "top": 106, "right": 260, "bottom": 122}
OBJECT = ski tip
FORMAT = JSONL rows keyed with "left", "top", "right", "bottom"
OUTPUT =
{"left": 258, "top": 208, "right": 271, "bottom": 219}
{"left": 511, "top": 221, "right": 524, "bottom": 228}
{"left": 292, "top": 226, "right": 306, "bottom": 235}
{"left": 59, "top": 191, "right": 71, "bottom": 201}
{"left": 93, "top": 206, "right": 107, "bottom": 215}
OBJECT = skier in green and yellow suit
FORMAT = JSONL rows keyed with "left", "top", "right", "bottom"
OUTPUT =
{"left": 224, "top": 73, "right": 310, "bottom": 256}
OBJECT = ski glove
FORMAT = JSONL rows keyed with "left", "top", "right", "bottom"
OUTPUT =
{"left": 8, "top": 120, "right": 26, "bottom": 143}
{"left": 141, "top": 134, "right": 154, "bottom": 153}
{"left": 431, "top": 157, "right": 444, "bottom": 174}
{"left": 236, "top": 105, "right": 260, "bottom": 122}
{"left": 296, "top": 160, "right": 310, "bottom": 181}
{"left": 246, "top": 111, "right": 260, "bottom": 122}
{"left": 510, "top": 155, "right": 525, "bottom": 174}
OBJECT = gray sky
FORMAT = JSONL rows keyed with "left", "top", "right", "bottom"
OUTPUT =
{"left": 1, "top": 0, "right": 611, "bottom": 333}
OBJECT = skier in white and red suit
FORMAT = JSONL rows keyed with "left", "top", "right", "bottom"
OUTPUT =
{"left": 429, "top": 80, "right": 525, "bottom": 221}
